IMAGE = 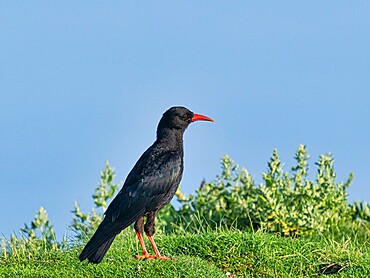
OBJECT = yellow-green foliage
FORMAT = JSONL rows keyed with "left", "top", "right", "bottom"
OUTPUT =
{"left": 160, "top": 145, "right": 357, "bottom": 236}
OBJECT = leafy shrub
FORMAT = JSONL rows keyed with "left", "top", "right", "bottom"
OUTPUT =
{"left": 159, "top": 145, "right": 355, "bottom": 236}
{"left": 21, "top": 207, "right": 58, "bottom": 245}
{"left": 1, "top": 207, "right": 59, "bottom": 258}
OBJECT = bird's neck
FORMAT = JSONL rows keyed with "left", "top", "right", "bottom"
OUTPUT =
{"left": 156, "top": 127, "right": 184, "bottom": 151}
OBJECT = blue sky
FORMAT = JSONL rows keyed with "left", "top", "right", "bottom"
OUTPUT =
{"left": 1, "top": 2, "right": 370, "bottom": 238}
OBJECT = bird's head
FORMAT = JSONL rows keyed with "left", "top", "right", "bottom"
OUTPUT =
{"left": 157, "top": 106, "right": 213, "bottom": 137}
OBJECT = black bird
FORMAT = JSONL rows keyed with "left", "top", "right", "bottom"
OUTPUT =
{"left": 79, "top": 106, "right": 213, "bottom": 263}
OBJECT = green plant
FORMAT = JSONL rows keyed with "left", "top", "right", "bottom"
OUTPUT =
{"left": 351, "top": 201, "right": 370, "bottom": 222}
{"left": 71, "top": 161, "right": 121, "bottom": 238}
{"left": 20, "top": 207, "right": 57, "bottom": 245}
{"left": 1, "top": 207, "right": 59, "bottom": 260}
{"left": 257, "top": 145, "right": 353, "bottom": 235}
{"left": 159, "top": 145, "right": 357, "bottom": 236}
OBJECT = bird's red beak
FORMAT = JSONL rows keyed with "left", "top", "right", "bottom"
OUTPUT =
{"left": 191, "top": 113, "right": 214, "bottom": 122}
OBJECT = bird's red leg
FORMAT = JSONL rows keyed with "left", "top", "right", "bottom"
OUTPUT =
{"left": 146, "top": 235, "right": 172, "bottom": 260}
{"left": 135, "top": 231, "right": 155, "bottom": 260}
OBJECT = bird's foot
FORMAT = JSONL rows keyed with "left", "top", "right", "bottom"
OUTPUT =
{"left": 135, "top": 253, "right": 156, "bottom": 260}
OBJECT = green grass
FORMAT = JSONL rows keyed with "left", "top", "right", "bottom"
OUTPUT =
{"left": 1, "top": 225, "right": 369, "bottom": 278}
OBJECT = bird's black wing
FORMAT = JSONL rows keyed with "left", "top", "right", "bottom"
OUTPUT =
{"left": 80, "top": 146, "right": 183, "bottom": 258}
{"left": 107, "top": 147, "right": 183, "bottom": 224}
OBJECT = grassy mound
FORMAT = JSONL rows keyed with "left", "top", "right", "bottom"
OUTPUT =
{"left": 1, "top": 226, "right": 369, "bottom": 277}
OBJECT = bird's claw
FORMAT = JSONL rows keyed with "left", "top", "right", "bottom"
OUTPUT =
{"left": 135, "top": 253, "right": 156, "bottom": 260}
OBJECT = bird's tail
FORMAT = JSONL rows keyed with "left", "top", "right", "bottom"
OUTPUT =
{"left": 79, "top": 233, "right": 116, "bottom": 264}
{"left": 79, "top": 204, "right": 145, "bottom": 263}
